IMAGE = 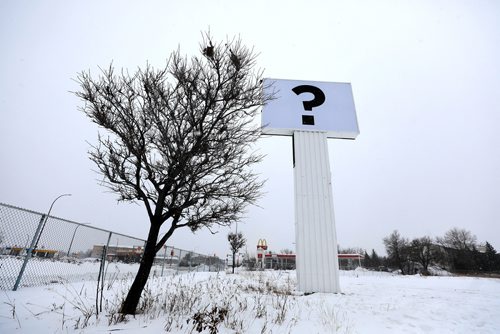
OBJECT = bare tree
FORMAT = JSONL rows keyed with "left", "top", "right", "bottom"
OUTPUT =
{"left": 436, "top": 227, "right": 478, "bottom": 272}
{"left": 228, "top": 232, "right": 246, "bottom": 274}
{"left": 436, "top": 227, "right": 477, "bottom": 251}
{"left": 75, "top": 33, "right": 273, "bottom": 314}
{"left": 383, "top": 230, "right": 410, "bottom": 274}
{"left": 409, "top": 236, "right": 438, "bottom": 275}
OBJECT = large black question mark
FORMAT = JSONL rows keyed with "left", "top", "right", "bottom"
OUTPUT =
{"left": 292, "top": 85, "right": 326, "bottom": 125}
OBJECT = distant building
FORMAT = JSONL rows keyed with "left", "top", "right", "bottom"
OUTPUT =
{"left": 255, "top": 239, "right": 364, "bottom": 270}
{"left": 1, "top": 246, "right": 58, "bottom": 258}
{"left": 91, "top": 245, "right": 144, "bottom": 263}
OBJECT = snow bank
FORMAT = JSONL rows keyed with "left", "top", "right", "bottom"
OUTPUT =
{"left": 0, "top": 270, "right": 499, "bottom": 333}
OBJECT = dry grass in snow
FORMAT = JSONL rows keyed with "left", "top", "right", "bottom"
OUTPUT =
{"left": 1, "top": 269, "right": 500, "bottom": 333}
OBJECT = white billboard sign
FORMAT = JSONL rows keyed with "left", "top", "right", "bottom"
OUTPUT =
{"left": 261, "top": 78, "right": 359, "bottom": 139}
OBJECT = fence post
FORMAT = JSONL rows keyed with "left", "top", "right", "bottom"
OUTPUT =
{"left": 13, "top": 214, "right": 46, "bottom": 291}
{"left": 102, "top": 232, "right": 112, "bottom": 283}
{"left": 96, "top": 232, "right": 112, "bottom": 313}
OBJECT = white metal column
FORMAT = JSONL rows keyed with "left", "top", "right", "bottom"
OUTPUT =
{"left": 294, "top": 130, "right": 340, "bottom": 293}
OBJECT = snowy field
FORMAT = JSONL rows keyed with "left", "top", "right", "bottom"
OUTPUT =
{"left": 1, "top": 269, "right": 499, "bottom": 333}
{"left": 0, "top": 257, "right": 209, "bottom": 290}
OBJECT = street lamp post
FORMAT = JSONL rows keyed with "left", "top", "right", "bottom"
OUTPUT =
{"left": 66, "top": 223, "right": 90, "bottom": 257}
{"left": 13, "top": 193, "right": 72, "bottom": 291}
{"left": 34, "top": 193, "right": 72, "bottom": 250}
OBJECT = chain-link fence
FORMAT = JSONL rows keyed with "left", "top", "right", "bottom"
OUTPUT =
{"left": 0, "top": 202, "right": 224, "bottom": 290}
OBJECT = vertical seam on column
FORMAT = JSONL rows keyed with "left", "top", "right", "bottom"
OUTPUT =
{"left": 312, "top": 132, "right": 326, "bottom": 292}
{"left": 316, "top": 132, "right": 327, "bottom": 292}
{"left": 303, "top": 132, "right": 314, "bottom": 292}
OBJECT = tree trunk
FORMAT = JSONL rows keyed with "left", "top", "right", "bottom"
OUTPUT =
{"left": 120, "top": 222, "right": 161, "bottom": 315}
{"left": 232, "top": 252, "right": 236, "bottom": 274}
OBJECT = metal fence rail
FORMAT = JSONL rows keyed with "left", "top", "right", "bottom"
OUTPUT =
{"left": 0, "top": 202, "right": 223, "bottom": 290}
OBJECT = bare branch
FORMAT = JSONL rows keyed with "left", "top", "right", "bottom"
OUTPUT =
{"left": 75, "top": 32, "right": 271, "bottom": 314}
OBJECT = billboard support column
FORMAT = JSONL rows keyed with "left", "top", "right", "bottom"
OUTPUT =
{"left": 294, "top": 130, "right": 340, "bottom": 293}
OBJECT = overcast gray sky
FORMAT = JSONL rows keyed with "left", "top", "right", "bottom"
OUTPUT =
{"left": 1, "top": 0, "right": 499, "bottom": 258}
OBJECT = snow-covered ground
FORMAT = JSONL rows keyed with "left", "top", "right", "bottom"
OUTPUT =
{"left": 1, "top": 268, "right": 499, "bottom": 333}
{"left": 0, "top": 257, "right": 209, "bottom": 290}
